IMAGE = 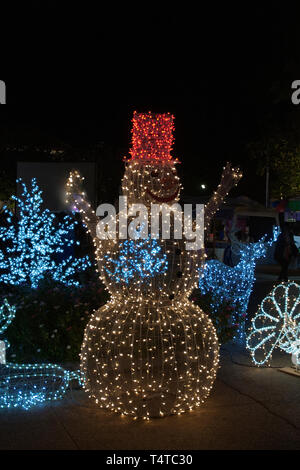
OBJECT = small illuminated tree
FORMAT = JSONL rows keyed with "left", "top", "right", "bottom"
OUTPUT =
{"left": 0, "top": 178, "right": 91, "bottom": 289}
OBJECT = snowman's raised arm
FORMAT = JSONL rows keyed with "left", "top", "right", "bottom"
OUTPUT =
{"left": 204, "top": 162, "right": 242, "bottom": 230}
{"left": 65, "top": 170, "right": 99, "bottom": 243}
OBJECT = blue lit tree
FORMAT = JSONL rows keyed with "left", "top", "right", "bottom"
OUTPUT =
{"left": 0, "top": 178, "right": 91, "bottom": 289}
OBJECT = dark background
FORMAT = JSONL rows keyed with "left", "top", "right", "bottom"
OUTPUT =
{"left": 1, "top": 3, "right": 300, "bottom": 203}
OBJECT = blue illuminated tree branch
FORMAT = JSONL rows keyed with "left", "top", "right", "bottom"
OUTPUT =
{"left": 0, "top": 178, "right": 91, "bottom": 289}
{"left": 104, "top": 237, "right": 168, "bottom": 285}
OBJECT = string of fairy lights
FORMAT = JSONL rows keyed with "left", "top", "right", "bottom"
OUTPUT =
{"left": 0, "top": 298, "right": 81, "bottom": 409}
{"left": 0, "top": 298, "right": 16, "bottom": 335}
{"left": 65, "top": 111, "right": 241, "bottom": 419}
{"left": 203, "top": 162, "right": 242, "bottom": 231}
{"left": 0, "top": 363, "right": 80, "bottom": 410}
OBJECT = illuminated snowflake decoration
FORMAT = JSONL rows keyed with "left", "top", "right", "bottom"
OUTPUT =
{"left": 104, "top": 237, "right": 168, "bottom": 285}
{"left": 246, "top": 282, "right": 300, "bottom": 366}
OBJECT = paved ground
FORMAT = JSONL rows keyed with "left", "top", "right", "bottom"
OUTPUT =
{"left": 1, "top": 346, "right": 300, "bottom": 450}
{"left": 1, "top": 275, "right": 300, "bottom": 450}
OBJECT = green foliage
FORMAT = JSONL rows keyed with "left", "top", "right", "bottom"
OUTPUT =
{"left": 247, "top": 136, "right": 300, "bottom": 199}
{"left": 0, "top": 270, "right": 109, "bottom": 363}
{"left": 272, "top": 145, "right": 300, "bottom": 199}
{"left": 191, "top": 289, "right": 245, "bottom": 344}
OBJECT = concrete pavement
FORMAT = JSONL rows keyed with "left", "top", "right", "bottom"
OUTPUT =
{"left": 0, "top": 344, "right": 300, "bottom": 450}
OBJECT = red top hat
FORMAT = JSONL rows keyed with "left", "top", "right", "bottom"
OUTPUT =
{"left": 128, "top": 111, "right": 176, "bottom": 162}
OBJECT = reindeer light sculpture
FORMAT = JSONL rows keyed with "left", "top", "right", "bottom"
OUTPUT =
{"left": 199, "top": 227, "right": 280, "bottom": 343}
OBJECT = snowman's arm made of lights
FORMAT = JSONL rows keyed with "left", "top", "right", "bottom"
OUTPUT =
{"left": 65, "top": 170, "right": 99, "bottom": 245}
{"left": 204, "top": 162, "right": 242, "bottom": 230}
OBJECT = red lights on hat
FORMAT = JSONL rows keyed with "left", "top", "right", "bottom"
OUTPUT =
{"left": 128, "top": 111, "right": 175, "bottom": 162}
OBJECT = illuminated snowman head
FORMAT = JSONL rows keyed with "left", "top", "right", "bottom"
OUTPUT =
{"left": 121, "top": 111, "right": 181, "bottom": 205}
{"left": 122, "top": 160, "right": 181, "bottom": 205}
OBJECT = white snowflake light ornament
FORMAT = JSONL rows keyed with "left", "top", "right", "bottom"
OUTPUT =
{"left": 247, "top": 282, "right": 300, "bottom": 366}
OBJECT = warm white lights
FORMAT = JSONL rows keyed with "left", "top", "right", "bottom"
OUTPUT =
{"left": 65, "top": 113, "right": 242, "bottom": 419}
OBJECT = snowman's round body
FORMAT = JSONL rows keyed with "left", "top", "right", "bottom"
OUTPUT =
{"left": 81, "top": 294, "right": 218, "bottom": 418}
{"left": 80, "top": 156, "right": 219, "bottom": 419}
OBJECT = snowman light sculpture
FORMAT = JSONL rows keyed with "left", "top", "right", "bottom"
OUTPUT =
{"left": 66, "top": 112, "right": 242, "bottom": 419}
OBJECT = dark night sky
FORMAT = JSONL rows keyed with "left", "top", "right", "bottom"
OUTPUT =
{"left": 1, "top": 4, "right": 300, "bottom": 203}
